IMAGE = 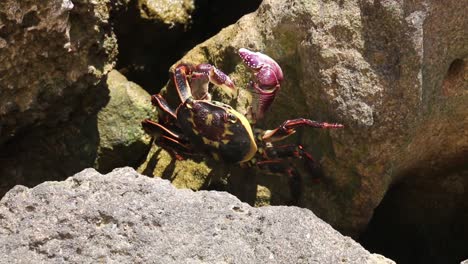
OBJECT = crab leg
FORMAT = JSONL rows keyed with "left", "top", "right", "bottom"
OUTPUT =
{"left": 262, "top": 118, "right": 344, "bottom": 142}
{"left": 142, "top": 119, "right": 183, "bottom": 140}
{"left": 142, "top": 119, "right": 194, "bottom": 160}
{"left": 151, "top": 94, "right": 177, "bottom": 119}
{"left": 256, "top": 159, "right": 303, "bottom": 205}
{"left": 156, "top": 135, "right": 194, "bottom": 160}
{"left": 263, "top": 143, "right": 320, "bottom": 177}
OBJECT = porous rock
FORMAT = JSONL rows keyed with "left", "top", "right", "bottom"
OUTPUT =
{"left": 142, "top": 0, "right": 468, "bottom": 236}
{"left": 0, "top": 167, "right": 394, "bottom": 264}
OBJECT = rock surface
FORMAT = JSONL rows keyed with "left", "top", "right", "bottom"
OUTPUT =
{"left": 0, "top": 0, "right": 117, "bottom": 145}
{"left": 141, "top": 0, "right": 468, "bottom": 236}
{"left": 94, "top": 70, "right": 153, "bottom": 172}
{"left": 0, "top": 70, "right": 152, "bottom": 197}
{"left": 0, "top": 167, "right": 394, "bottom": 264}
{"left": 138, "top": 0, "right": 194, "bottom": 25}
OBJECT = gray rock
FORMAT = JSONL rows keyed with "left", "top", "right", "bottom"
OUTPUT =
{"left": 0, "top": 167, "right": 394, "bottom": 264}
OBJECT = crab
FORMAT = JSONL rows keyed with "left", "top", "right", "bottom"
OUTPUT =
{"left": 142, "top": 48, "right": 343, "bottom": 197}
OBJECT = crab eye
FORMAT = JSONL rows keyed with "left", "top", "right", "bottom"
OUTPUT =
{"left": 185, "top": 98, "right": 194, "bottom": 109}
{"left": 227, "top": 113, "right": 237, "bottom": 123}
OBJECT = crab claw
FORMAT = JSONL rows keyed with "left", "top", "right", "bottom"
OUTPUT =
{"left": 191, "top": 63, "right": 237, "bottom": 99}
{"left": 238, "top": 48, "right": 284, "bottom": 120}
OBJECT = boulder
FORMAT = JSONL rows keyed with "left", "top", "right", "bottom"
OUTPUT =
{"left": 0, "top": 167, "right": 394, "bottom": 264}
{"left": 141, "top": 0, "right": 468, "bottom": 236}
{"left": 0, "top": 70, "right": 152, "bottom": 197}
{"left": 0, "top": 0, "right": 118, "bottom": 145}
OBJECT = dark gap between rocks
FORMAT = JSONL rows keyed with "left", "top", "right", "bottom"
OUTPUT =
{"left": 112, "top": 0, "right": 262, "bottom": 93}
{"left": 359, "top": 165, "right": 468, "bottom": 264}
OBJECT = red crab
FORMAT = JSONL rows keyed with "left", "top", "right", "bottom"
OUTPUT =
{"left": 142, "top": 48, "right": 343, "bottom": 199}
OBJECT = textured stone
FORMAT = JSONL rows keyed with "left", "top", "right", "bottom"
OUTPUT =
{"left": 138, "top": 0, "right": 195, "bottom": 25}
{"left": 0, "top": 70, "right": 152, "bottom": 197}
{"left": 0, "top": 0, "right": 118, "bottom": 145}
{"left": 142, "top": 0, "right": 468, "bottom": 236}
{"left": 94, "top": 70, "right": 153, "bottom": 172}
{"left": 0, "top": 167, "right": 394, "bottom": 264}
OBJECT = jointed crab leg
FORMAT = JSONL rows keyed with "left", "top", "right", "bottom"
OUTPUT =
{"left": 142, "top": 119, "right": 183, "bottom": 140}
{"left": 156, "top": 135, "right": 194, "bottom": 160}
{"left": 262, "top": 118, "right": 344, "bottom": 142}
{"left": 142, "top": 119, "right": 194, "bottom": 160}
{"left": 151, "top": 94, "right": 177, "bottom": 119}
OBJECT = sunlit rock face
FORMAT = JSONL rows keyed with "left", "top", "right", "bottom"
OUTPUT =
{"left": 140, "top": 0, "right": 467, "bottom": 240}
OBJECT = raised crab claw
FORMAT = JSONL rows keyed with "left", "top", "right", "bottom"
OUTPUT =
{"left": 238, "top": 48, "right": 284, "bottom": 120}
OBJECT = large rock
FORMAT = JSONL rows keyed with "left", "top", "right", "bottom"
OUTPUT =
{"left": 0, "top": 0, "right": 118, "bottom": 145}
{"left": 0, "top": 70, "right": 152, "bottom": 197}
{"left": 0, "top": 167, "right": 394, "bottom": 264}
{"left": 141, "top": 0, "right": 468, "bottom": 236}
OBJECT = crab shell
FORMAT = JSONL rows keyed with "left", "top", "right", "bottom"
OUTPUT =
{"left": 176, "top": 98, "right": 257, "bottom": 163}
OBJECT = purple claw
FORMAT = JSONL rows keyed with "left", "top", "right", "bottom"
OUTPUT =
{"left": 238, "top": 48, "right": 284, "bottom": 120}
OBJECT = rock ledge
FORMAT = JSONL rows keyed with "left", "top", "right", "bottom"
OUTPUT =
{"left": 0, "top": 167, "right": 393, "bottom": 263}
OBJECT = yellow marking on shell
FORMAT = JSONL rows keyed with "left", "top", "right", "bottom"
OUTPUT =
{"left": 204, "top": 113, "right": 214, "bottom": 126}
{"left": 222, "top": 127, "right": 234, "bottom": 137}
{"left": 227, "top": 109, "right": 257, "bottom": 162}
{"left": 212, "top": 153, "right": 220, "bottom": 161}
{"left": 202, "top": 137, "right": 220, "bottom": 148}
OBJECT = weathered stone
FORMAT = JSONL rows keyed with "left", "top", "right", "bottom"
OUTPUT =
{"left": 94, "top": 70, "right": 152, "bottom": 172}
{"left": 138, "top": 143, "right": 215, "bottom": 191}
{"left": 143, "top": 0, "right": 467, "bottom": 236}
{"left": 138, "top": 0, "right": 195, "bottom": 26}
{"left": 0, "top": 0, "right": 118, "bottom": 145}
{"left": 0, "top": 167, "right": 394, "bottom": 264}
{"left": 0, "top": 70, "right": 152, "bottom": 197}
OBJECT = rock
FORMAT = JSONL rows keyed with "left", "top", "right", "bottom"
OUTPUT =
{"left": 0, "top": 70, "right": 152, "bottom": 197}
{"left": 0, "top": 167, "right": 394, "bottom": 264}
{"left": 138, "top": 0, "right": 195, "bottom": 26}
{"left": 138, "top": 144, "right": 216, "bottom": 191}
{"left": 94, "top": 70, "right": 153, "bottom": 172}
{"left": 0, "top": 0, "right": 118, "bottom": 145}
{"left": 143, "top": 0, "right": 468, "bottom": 236}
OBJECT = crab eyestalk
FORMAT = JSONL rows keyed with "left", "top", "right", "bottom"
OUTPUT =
{"left": 238, "top": 48, "right": 284, "bottom": 120}
{"left": 187, "top": 63, "right": 237, "bottom": 100}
